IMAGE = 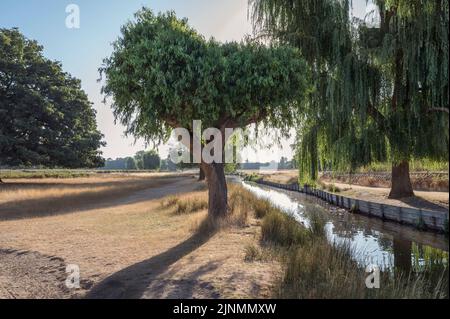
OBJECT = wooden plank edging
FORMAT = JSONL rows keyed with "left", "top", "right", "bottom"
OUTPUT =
{"left": 252, "top": 179, "right": 449, "bottom": 232}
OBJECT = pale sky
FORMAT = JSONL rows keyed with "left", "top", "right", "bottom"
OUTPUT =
{"left": 0, "top": 0, "right": 371, "bottom": 162}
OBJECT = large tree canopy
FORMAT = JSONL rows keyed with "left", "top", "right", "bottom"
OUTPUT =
{"left": 101, "top": 9, "right": 309, "bottom": 216}
{"left": 251, "top": 0, "right": 449, "bottom": 198}
{"left": 0, "top": 28, "right": 105, "bottom": 169}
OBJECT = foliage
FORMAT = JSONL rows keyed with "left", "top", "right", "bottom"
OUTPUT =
{"left": 0, "top": 28, "right": 105, "bottom": 168}
{"left": 250, "top": 0, "right": 449, "bottom": 183}
{"left": 261, "top": 209, "right": 309, "bottom": 246}
{"left": 224, "top": 163, "right": 238, "bottom": 174}
{"left": 135, "top": 150, "right": 160, "bottom": 170}
{"left": 104, "top": 150, "right": 160, "bottom": 170}
{"left": 243, "top": 173, "right": 262, "bottom": 182}
{"left": 103, "top": 157, "right": 129, "bottom": 170}
{"left": 100, "top": 8, "right": 309, "bottom": 143}
{"left": 160, "top": 155, "right": 177, "bottom": 172}
{"left": 125, "top": 157, "right": 137, "bottom": 170}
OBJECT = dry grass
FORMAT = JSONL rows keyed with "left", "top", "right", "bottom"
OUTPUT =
{"left": 160, "top": 193, "right": 208, "bottom": 215}
{"left": 252, "top": 199, "right": 273, "bottom": 219}
{"left": 278, "top": 238, "right": 449, "bottom": 299}
{"left": 0, "top": 177, "right": 279, "bottom": 299}
{"left": 258, "top": 171, "right": 298, "bottom": 185}
{"left": 0, "top": 175, "right": 180, "bottom": 220}
{"left": 244, "top": 193, "right": 449, "bottom": 299}
{"left": 3, "top": 175, "right": 445, "bottom": 299}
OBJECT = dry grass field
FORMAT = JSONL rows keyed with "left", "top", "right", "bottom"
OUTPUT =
{"left": 0, "top": 174, "right": 279, "bottom": 299}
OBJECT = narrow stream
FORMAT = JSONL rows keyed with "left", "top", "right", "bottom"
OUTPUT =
{"left": 241, "top": 181, "right": 449, "bottom": 273}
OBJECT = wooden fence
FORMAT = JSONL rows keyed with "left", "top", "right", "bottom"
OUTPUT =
{"left": 254, "top": 179, "right": 449, "bottom": 233}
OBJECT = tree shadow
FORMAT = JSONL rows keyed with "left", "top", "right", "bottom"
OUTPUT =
{"left": 85, "top": 219, "right": 217, "bottom": 299}
{"left": 0, "top": 175, "right": 182, "bottom": 190}
{"left": 398, "top": 195, "right": 448, "bottom": 213}
{"left": 0, "top": 177, "right": 187, "bottom": 221}
{"left": 143, "top": 260, "right": 222, "bottom": 299}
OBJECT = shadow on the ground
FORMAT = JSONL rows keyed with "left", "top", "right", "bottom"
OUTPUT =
{"left": 142, "top": 260, "right": 222, "bottom": 299}
{"left": 0, "top": 175, "right": 183, "bottom": 190}
{"left": 85, "top": 220, "right": 217, "bottom": 299}
{"left": 0, "top": 177, "right": 191, "bottom": 221}
{"left": 398, "top": 195, "right": 448, "bottom": 213}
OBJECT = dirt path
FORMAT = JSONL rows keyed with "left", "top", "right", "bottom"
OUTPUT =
{"left": 0, "top": 175, "right": 277, "bottom": 299}
{"left": 322, "top": 181, "right": 449, "bottom": 212}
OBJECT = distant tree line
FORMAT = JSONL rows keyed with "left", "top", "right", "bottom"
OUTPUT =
{"left": 239, "top": 157, "right": 297, "bottom": 170}
{"left": 103, "top": 150, "right": 163, "bottom": 170}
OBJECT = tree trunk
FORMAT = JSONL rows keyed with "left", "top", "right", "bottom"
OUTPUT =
{"left": 203, "top": 163, "right": 228, "bottom": 217}
{"left": 198, "top": 166, "right": 205, "bottom": 181}
{"left": 393, "top": 238, "right": 412, "bottom": 275}
{"left": 389, "top": 160, "right": 414, "bottom": 199}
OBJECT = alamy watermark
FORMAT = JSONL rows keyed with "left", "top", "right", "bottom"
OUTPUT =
{"left": 65, "top": 4, "right": 80, "bottom": 29}
{"left": 65, "top": 264, "right": 80, "bottom": 289}
{"left": 365, "top": 264, "right": 380, "bottom": 289}
{"left": 167, "top": 120, "right": 279, "bottom": 172}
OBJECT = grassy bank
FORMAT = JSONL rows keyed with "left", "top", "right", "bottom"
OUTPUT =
{"left": 237, "top": 186, "right": 449, "bottom": 299}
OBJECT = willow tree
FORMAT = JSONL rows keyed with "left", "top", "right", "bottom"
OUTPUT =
{"left": 101, "top": 9, "right": 309, "bottom": 217}
{"left": 251, "top": 0, "right": 449, "bottom": 198}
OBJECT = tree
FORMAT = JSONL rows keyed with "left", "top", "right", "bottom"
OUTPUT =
{"left": 134, "top": 151, "right": 146, "bottom": 169}
{"left": 104, "top": 157, "right": 127, "bottom": 169}
{"left": 279, "top": 156, "right": 287, "bottom": 169}
{"left": 198, "top": 166, "right": 206, "bottom": 181}
{"left": 101, "top": 9, "right": 309, "bottom": 217}
{"left": 0, "top": 28, "right": 105, "bottom": 170}
{"left": 251, "top": 0, "right": 449, "bottom": 198}
{"left": 126, "top": 157, "right": 137, "bottom": 170}
{"left": 142, "top": 150, "right": 160, "bottom": 170}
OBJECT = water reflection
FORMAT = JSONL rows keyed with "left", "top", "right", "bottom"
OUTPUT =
{"left": 241, "top": 181, "right": 449, "bottom": 273}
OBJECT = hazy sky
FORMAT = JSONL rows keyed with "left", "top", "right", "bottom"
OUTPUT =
{"left": 0, "top": 0, "right": 370, "bottom": 161}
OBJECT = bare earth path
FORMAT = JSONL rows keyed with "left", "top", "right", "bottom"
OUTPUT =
{"left": 321, "top": 181, "right": 449, "bottom": 213}
{"left": 247, "top": 170, "right": 449, "bottom": 212}
{"left": 0, "top": 175, "right": 277, "bottom": 299}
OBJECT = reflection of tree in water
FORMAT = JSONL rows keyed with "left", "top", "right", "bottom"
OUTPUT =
{"left": 303, "top": 202, "right": 359, "bottom": 240}
{"left": 376, "top": 236, "right": 393, "bottom": 253}
{"left": 300, "top": 194, "right": 448, "bottom": 289}
{"left": 393, "top": 238, "right": 412, "bottom": 274}
{"left": 411, "top": 243, "right": 449, "bottom": 273}
{"left": 390, "top": 240, "right": 449, "bottom": 295}
{"left": 327, "top": 209, "right": 365, "bottom": 240}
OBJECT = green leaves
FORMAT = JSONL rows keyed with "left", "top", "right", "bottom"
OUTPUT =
{"left": 0, "top": 28, "right": 105, "bottom": 168}
{"left": 101, "top": 8, "right": 309, "bottom": 143}
{"left": 252, "top": 0, "right": 449, "bottom": 178}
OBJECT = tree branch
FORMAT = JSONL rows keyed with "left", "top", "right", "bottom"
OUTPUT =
{"left": 367, "top": 102, "right": 388, "bottom": 132}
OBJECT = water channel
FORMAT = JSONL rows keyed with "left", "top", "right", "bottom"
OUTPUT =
{"left": 241, "top": 181, "right": 449, "bottom": 274}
